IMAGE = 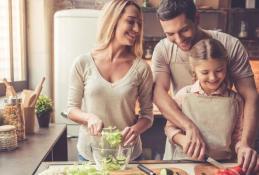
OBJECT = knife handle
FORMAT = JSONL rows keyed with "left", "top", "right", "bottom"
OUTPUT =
{"left": 137, "top": 164, "right": 156, "bottom": 175}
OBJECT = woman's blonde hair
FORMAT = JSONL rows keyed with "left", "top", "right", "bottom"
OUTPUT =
{"left": 95, "top": 0, "right": 143, "bottom": 58}
{"left": 189, "top": 38, "right": 229, "bottom": 82}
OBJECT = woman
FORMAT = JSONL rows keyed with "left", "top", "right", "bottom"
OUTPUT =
{"left": 67, "top": 0, "right": 153, "bottom": 161}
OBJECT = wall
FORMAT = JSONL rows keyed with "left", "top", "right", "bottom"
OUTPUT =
{"left": 26, "top": 0, "right": 105, "bottom": 98}
{"left": 26, "top": 0, "right": 159, "bottom": 98}
{"left": 26, "top": 0, "right": 54, "bottom": 97}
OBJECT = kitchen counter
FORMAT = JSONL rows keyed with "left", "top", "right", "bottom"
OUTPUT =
{"left": 0, "top": 124, "right": 67, "bottom": 175}
{"left": 35, "top": 160, "right": 239, "bottom": 175}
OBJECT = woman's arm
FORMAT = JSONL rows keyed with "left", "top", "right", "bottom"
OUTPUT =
{"left": 122, "top": 63, "right": 154, "bottom": 146}
{"left": 67, "top": 56, "right": 103, "bottom": 135}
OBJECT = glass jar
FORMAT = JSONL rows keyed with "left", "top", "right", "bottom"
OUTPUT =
{"left": 2, "top": 97, "right": 25, "bottom": 141}
{"left": 0, "top": 125, "right": 18, "bottom": 151}
{"left": 239, "top": 20, "right": 248, "bottom": 38}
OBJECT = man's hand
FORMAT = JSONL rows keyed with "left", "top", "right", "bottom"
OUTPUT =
{"left": 87, "top": 114, "right": 103, "bottom": 136}
{"left": 237, "top": 143, "right": 259, "bottom": 175}
{"left": 183, "top": 125, "right": 206, "bottom": 161}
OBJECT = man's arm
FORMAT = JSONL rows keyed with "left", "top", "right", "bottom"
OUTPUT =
{"left": 235, "top": 76, "right": 259, "bottom": 174}
{"left": 153, "top": 72, "right": 202, "bottom": 131}
{"left": 235, "top": 76, "right": 258, "bottom": 146}
{"left": 153, "top": 71, "right": 206, "bottom": 160}
{"left": 153, "top": 72, "right": 189, "bottom": 128}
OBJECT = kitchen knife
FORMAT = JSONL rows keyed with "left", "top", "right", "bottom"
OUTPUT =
{"left": 137, "top": 164, "right": 156, "bottom": 175}
{"left": 206, "top": 156, "right": 226, "bottom": 169}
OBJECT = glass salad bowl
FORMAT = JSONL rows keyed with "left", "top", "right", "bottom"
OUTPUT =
{"left": 91, "top": 145, "right": 133, "bottom": 171}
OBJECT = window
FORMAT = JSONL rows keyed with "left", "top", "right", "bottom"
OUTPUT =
{"left": 0, "top": 0, "right": 27, "bottom": 96}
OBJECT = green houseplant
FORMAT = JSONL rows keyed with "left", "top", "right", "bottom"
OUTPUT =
{"left": 35, "top": 95, "right": 53, "bottom": 127}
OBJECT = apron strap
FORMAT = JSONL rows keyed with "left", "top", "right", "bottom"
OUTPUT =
{"left": 170, "top": 44, "right": 177, "bottom": 64}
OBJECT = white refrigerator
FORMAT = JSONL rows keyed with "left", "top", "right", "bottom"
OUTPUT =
{"left": 54, "top": 9, "right": 100, "bottom": 136}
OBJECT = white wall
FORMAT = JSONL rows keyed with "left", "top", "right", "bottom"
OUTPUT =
{"left": 26, "top": 0, "right": 54, "bottom": 98}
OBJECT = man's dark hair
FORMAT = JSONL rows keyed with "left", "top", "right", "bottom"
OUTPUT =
{"left": 157, "top": 0, "right": 196, "bottom": 21}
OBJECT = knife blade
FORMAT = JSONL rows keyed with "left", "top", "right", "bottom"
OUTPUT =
{"left": 206, "top": 156, "right": 226, "bottom": 169}
{"left": 137, "top": 164, "right": 156, "bottom": 175}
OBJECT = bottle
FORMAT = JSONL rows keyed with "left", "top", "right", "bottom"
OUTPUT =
{"left": 256, "top": 27, "right": 259, "bottom": 38}
{"left": 145, "top": 46, "right": 153, "bottom": 60}
{"left": 239, "top": 20, "right": 248, "bottom": 38}
{"left": 143, "top": 0, "right": 148, "bottom": 7}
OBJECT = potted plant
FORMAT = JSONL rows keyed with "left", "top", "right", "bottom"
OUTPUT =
{"left": 35, "top": 95, "right": 53, "bottom": 127}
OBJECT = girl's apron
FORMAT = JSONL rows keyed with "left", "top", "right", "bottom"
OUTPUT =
{"left": 164, "top": 94, "right": 237, "bottom": 160}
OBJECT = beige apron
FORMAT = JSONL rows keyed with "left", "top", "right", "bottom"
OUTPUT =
{"left": 164, "top": 94, "right": 237, "bottom": 160}
{"left": 170, "top": 44, "right": 193, "bottom": 95}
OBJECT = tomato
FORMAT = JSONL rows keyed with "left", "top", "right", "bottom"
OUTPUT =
{"left": 229, "top": 166, "right": 245, "bottom": 175}
{"left": 216, "top": 172, "right": 230, "bottom": 175}
{"left": 227, "top": 170, "right": 238, "bottom": 175}
{"left": 216, "top": 166, "right": 245, "bottom": 175}
{"left": 216, "top": 169, "right": 231, "bottom": 175}
{"left": 221, "top": 173, "right": 230, "bottom": 175}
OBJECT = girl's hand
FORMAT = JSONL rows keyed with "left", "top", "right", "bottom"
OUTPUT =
{"left": 237, "top": 144, "right": 258, "bottom": 175}
{"left": 121, "top": 126, "right": 139, "bottom": 146}
{"left": 183, "top": 128, "right": 206, "bottom": 161}
{"left": 87, "top": 114, "right": 103, "bottom": 136}
{"left": 182, "top": 135, "right": 206, "bottom": 160}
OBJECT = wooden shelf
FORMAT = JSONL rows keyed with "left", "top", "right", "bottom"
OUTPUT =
{"left": 198, "top": 8, "right": 228, "bottom": 13}
{"left": 141, "top": 6, "right": 157, "bottom": 12}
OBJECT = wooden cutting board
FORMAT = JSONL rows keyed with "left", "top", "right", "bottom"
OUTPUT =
{"left": 194, "top": 164, "right": 259, "bottom": 175}
{"left": 110, "top": 167, "right": 189, "bottom": 175}
{"left": 194, "top": 164, "right": 219, "bottom": 175}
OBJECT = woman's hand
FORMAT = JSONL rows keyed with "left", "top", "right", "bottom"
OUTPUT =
{"left": 87, "top": 114, "right": 103, "bottom": 136}
{"left": 121, "top": 126, "right": 139, "bottom": 146}
{"left": 237, "top": 143, "right": 259, "bottom": 175}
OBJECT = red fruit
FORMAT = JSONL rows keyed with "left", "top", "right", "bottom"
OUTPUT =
{"left": 222, "top": 173, "right": 230, "bottom": 175}
{"left": 216, "top": 169, "right": 231, "bottom": 175}
{"left": 216, "top": 172, "right": 230, "bottom": 175}
{"left": 229, "top": 166, "right": 245, "bottom": 175}
{"left": 227, "top": 169, "right": 238, "bottom": 175}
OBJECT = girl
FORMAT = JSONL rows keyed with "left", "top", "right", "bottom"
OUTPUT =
{"left": 67, "top": 0, "right": 153, "bottom": 161}
{"left": 164, "top": 38, "right": 244, "bottom": 162}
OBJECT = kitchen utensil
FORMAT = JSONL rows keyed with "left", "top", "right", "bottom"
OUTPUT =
{"left": 30, "top": 77, "right": 45, "bottom": 107}
{"left": 3, "top": 78, "right": 17, "bottom": 97}
{"left": 137, "top": 164, "right": 156, "bottom": 175}
{"left": 28, "top": 94, "right": 37, "bottom": 107}
{"left": 39, "top": 164, "right": 189, "bottom": 175}
{"left": 205, "top": 156, "right": 226, "bottom": 169}
{"left": 91, "top": 145, "right": 133, "bottom": 171}
{"left": 21, "top": 89, "right": 34, "bottom": 107}
{"left": 194, "top": 164, "right": 219, "bottom": 175}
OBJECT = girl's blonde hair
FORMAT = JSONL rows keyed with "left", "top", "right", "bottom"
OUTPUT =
{"left": 189, "top": 38, "right": 228, "bottom": 82}
{"left": 190, "top": 38, "right": 228, "bottom": 63}
{"left": 95, "top": 0, "right": 143, "bottom": 58}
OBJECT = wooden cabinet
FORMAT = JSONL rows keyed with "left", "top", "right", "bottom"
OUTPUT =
{"left": 141, "top": 5, "right": 259, "bottom": 59}
{"left": 197, "top": 9, "right": 228, "bottom": 32}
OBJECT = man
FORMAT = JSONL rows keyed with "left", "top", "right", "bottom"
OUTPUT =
{"left": 152, "top": 0, "right": 258, "bottom": 174}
